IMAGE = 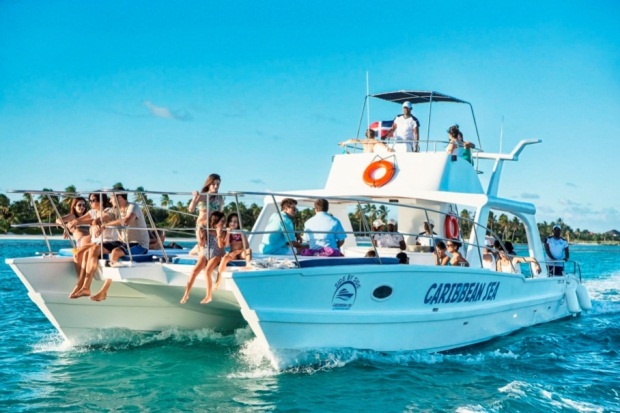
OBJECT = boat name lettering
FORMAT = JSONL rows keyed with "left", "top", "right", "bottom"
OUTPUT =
{"left": 332, "top": 275, "right": 361, "bottom": 311}
{"left": 423, "top": 282, "right": 500, "bottom": 305}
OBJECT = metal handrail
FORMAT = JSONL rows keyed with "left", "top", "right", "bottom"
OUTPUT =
{"left": 8, "top": 189, "right": 557, "bottom": 274}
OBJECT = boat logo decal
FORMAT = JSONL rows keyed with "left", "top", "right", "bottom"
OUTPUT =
{"left": 332, "top": 275, "right": 361, "bottom": 310}
{"left": 424, "top": 281, "right": 500, "bottom": 305}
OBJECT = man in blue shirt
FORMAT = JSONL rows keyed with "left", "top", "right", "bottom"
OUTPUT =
{"left": 303, "top": 199, "right": 346, "bottom": 252}
{"left": 259, "top": 198, "right": 303, "bottom": 255}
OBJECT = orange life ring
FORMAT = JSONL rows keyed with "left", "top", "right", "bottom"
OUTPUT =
{"left": 445, "top": 214, "right": 460, "bottom": 239}
{"left": 362, "top": 160, "right": 395, "bottom": 188}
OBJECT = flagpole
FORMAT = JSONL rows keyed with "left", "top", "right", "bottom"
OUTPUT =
{"left": 366, "top": 71, "right": 370, "bottom": 130}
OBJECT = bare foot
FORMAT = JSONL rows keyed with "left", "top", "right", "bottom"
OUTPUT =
{"left": 200, "top": 296, "right": 212, "bottom": 304}
{"left": 90, "top": 291, "right": 107, "bottom": 302}
{"left": 180, "top": 294, "right": 189, "bottom": 304}
{"left": 68, "top": 285, "right": 81, "bottom": 298}
{"left": 72, "top": 289, "right": 90, "bottom": 299}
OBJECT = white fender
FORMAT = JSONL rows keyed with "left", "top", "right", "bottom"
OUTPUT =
{"left": 576, "top": 283, "right": 592, "bottom": 311}
{"left": 565, "top": 284, "right": 581, "bottom": 314}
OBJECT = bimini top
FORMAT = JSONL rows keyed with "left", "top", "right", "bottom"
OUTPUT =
{"left": 372, "top": 90, "right": 468, "bottom": 105}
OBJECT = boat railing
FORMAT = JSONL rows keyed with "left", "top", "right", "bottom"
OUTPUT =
{"left": 6, "top": 189, "right": 550, "bottom": 276}
{"left": 339, "top": 138, "right": 483, "bottom": 156}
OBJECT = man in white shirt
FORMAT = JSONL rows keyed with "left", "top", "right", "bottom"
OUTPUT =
{"left": 384, "top": 101, "right": 420, "bottom": 152}
{"left": 372, "top": 218, "right": 406, "bottom": 250}
{"left": 545, "top": 225, "right": 570, "bottom": 276}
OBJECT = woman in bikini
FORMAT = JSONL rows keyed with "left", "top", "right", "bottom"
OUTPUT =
{"left": 446, "top": 240, "right": 469, "bottom": 267}
{"left": 216, "top": 213, "right": 252, "bottom": 289}
{"left": 188, "top": 174, "right": 224, "bottom": 246}
{"left": 56, "top": 197, "right": 91, "bottom": 248}
{"left": 181, "top": 211, "right": 226, "bottom": 305}
{"left": 496, "top": 241, "right": 541, "bottom": 275}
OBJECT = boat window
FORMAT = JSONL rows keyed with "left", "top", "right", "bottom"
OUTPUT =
{"left": 372, "top": 285, "right": 393, "bottom": 300}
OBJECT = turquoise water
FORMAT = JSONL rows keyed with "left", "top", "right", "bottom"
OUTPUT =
{"left": 1, "top": 240, "right": 619, "bottom": 412}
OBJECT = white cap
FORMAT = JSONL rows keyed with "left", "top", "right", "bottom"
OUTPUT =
{"left": 402, "top": 101, "right": 412, "bottom": 109}
{"left": 553, "top": 225, "right": 561, "bottom": 230}
{"left": 373, "top": 219, "right": 384, "bottom": 227}
{"left": 485, "top": 236, "right": 494, "bottom": 247}
{"left": 387, "top": 218, "right": 397, "bottom": 225}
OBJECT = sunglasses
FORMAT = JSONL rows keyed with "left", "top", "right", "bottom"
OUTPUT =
{"left": 89, "top": 198, "right": 99, "bottom": 202}
{"left": 76, "top": 203, "right": 86, "bottom": 207}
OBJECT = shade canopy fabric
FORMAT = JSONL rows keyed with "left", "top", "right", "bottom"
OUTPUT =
{"left": 371, "top": 91, "right": 468, "bottom": 105}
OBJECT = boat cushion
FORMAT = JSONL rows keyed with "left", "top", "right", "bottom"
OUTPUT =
{"left": 298, "top": 257, "right": 400, "bottom": 268}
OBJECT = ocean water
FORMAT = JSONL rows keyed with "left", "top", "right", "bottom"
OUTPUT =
{"left": 1, "top": 239, "right": 618, "bottom": 412}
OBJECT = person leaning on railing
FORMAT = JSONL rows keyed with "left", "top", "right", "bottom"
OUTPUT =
{"left": 496, "top": 241, "right": 541, "bottom": 275}
{"left": 338, "top": 129, "right": 392, "bottom": 154}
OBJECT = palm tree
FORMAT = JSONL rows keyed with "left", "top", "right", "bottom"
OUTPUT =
{"left": 61, "top": 185, "right": 77, "bottom": 213}
{"left": 498, "top": 214, "right": 509, "bottom": 240}
{"left": 377, "top": 205, "right": 390, "bottom": 221}
{"left": 160, "top": 194, "right": 171, "bottom": 209}
{"left": 37, "top": 189, "right": 58, "bottom": 223}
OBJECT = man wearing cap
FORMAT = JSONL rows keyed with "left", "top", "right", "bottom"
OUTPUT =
{"left": 384, "top": 101, "right": 420, "bottom": 152}
{"left": 545, "top": 225, "right": 569, "bottom": 276}
{"left": 416, "top": 221, "right": 437, "bottom": 252}
{"left": 372, "top": 218, "right": 406, "bottom": 250}
{"left": 371, "top": 218, "right": 385, "bottom": 247}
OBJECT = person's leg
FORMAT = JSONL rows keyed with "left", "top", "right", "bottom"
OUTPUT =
{"left": 70, "top": 245, "right": 93, "bottom": 298}
{"left": 180, "top": 255, "right": 207, "bottom": 304}
{"left": 78, "top": 244, "right": 112, "bottom": 297}
{"left": 73, "top": 244, "right": 101, "bottom": 297}
{"left": 108, "top": 247, "right": 126, "bottom": 265}
{"left": 216, "top": 253, "right": 233, "bottom": 289}
{"left": 201, "top": 257, "right": 221, "bottom": 304}
{"left": 90, "top": 279, "right": 112, "bottom": 301}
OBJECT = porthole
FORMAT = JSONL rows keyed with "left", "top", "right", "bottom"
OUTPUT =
{"left": 372, "top": 285, "right": 393, "bottom": 300}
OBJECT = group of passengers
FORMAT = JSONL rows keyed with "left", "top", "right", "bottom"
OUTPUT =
{"left": 338, "top": 101, "right": 475, "bottom": 163}
{"left": 181, "top": 174, "right": 251, "bottom": 305}
{"left": 365, "top": 218, "right": 544, "bottom": 273}
{"left": 57, "top": 188, "right": 149, "bottom": 301}
{"left": 258, "top": 197, "right": 346, "bottom": 257}
{"left": 56, "top": 171, "right": 560, "bottom": 304}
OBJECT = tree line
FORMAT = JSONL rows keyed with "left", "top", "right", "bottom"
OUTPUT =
{"left": 0, "top": 186, "right": 613, "bottom": 243}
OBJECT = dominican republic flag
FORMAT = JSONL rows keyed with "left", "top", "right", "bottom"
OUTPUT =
{"left": 369, "top": 120, "right": 393, "bottom": 138}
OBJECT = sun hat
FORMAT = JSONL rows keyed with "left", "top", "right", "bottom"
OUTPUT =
{"left": 402, "top": 101, "right": 412, "bottom": 109}
{"left": 373, "top": 219, "right": 384, "bottom": 227}
{"left": 553, "top": 225, "right": 561, "bottom": 230}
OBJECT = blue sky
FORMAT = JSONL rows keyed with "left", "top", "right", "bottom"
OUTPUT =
{"left": 1, "top": 1, "right": 619, "bottom": 232}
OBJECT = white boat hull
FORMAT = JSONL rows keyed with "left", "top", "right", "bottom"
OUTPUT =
{"left": 7, "top": 256, "right": 246, "bottom": 342}
{"left": 231, "top": 263, "right": 580, "bottom": 353}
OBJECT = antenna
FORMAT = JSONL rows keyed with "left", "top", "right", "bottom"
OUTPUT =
{"left": 366, "top": 72, "right": 370, "bottom": 129}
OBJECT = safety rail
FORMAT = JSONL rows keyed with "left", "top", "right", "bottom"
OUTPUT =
{"left": 7, "top": 189, "right": 558, "bottom": 276}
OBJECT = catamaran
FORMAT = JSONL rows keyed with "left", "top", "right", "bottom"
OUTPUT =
{"left": 6, "top": 91, "right": 590, "bottom": 358}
